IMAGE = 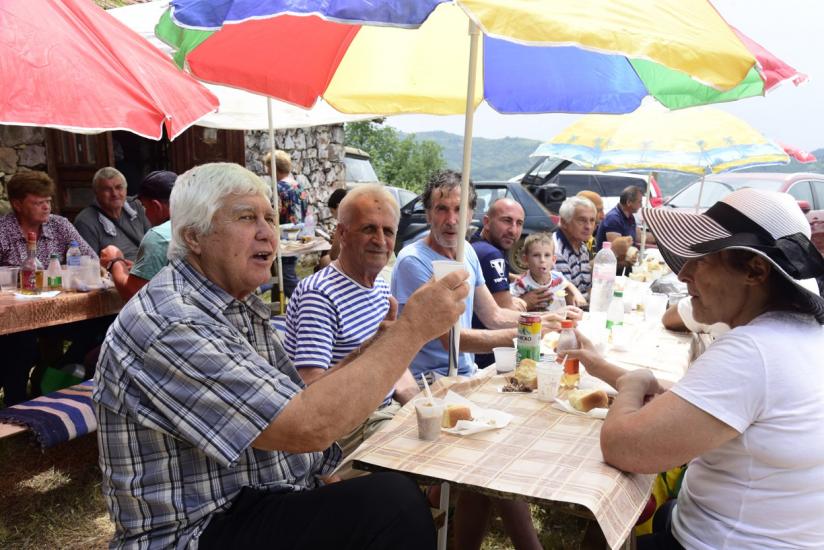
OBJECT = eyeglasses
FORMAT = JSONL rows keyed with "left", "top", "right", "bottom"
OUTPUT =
{"left": 27, "top": 197, "right": 52, "bottom": 207}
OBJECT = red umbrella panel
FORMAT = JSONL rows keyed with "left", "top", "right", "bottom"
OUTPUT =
{"left": 0, "top": 0, "right": 218, "bottom": 140}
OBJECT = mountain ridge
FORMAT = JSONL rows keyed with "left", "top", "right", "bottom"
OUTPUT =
{"left": 405, "top": 130, "right": 824, "bottom": 197}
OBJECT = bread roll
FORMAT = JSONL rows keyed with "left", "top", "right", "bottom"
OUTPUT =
{"left": 567, "top": 389, "right": 609, "bottom": 412}
{"left": 441, "top": 404, "right": 473, "bottom": 428}
{"left": 510, "top": 358, "right": 538, "bottom": 390}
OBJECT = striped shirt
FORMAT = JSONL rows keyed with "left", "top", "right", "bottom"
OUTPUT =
{"left": 284, "top": 265, "right": 392, "bottom": 404}
{"left": 93, "top": 259, "right": 340, "bottom": 549}
{"left": 553, "top": 230, "right": 592, "bottom": 296}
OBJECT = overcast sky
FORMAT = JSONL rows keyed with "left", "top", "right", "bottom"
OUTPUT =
{"left": 388, "top": 0, "right": 824, "bottom": 152}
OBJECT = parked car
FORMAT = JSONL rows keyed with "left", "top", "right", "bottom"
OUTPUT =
{"left": 395, "top": 180, "right": 561, "bottom": 271}
{"left": 343, "top": 146, "right": 380, "bottom": 184}
{"left": 343, "top": 146, "right": 417, "bottom": 208}
{"left": 511, "top": 158, "right": 664, "bottom": 219}
{"left": 664, "top": 172, "right": 824, "bottom": 255}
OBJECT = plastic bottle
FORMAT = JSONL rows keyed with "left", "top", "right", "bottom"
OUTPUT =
{"left": 46, "top": 253, "right": 63, "bottom": 290}
{"left": 20, "top": 232, "right": 40, "bottom": 294}
{"left": 589, "top": 241, "right": 617, "bottom": 314}
{"left": 606, "top": 289, "right": 624, "bottom": 330}
{"left": 555, "top": 319, "right": 580, "bottom": 392}
{"left": 300, "top": 205, "right": 316, "bottom": 238}
{"left": 66, "top": 240, "right": 82, "bottom": 267}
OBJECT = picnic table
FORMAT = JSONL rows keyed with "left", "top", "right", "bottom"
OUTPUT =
{"left": 0, "top": 287, "right": 123, "bottom": 336}
{"left": 279, "top": 236, "right": 331, "bottom": 258}
{"left": 348, "top": 317, "right": 695, "bottom": 550}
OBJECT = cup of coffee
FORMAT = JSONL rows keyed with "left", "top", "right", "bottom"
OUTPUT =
{"left": 414, "top": 398, "right": 445, "bottom": 441}
{"left": 492, "top": 346, "right": 516, "bottom": 374}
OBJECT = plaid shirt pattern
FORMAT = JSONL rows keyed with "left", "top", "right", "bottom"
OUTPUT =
{"left": 93, "top": 259, "right": 341, "bottom": 549}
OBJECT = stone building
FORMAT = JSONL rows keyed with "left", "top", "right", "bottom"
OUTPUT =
{"left": 0, "top": 124, "right": 346, "bottom": 227}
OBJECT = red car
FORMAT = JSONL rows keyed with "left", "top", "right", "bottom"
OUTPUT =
{"left": 664, "top": 172, "right": 824, "bottom": 255}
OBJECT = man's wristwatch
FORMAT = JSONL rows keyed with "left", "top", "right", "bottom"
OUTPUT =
{"left": 107, "top": 257, "right": 128, "bottom": 272}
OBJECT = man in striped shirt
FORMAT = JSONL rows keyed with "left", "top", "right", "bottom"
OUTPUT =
{"left": 94, "top": 164, "right": 468, "bottom": 549}
{"left": 553, "top": 196, "right": 597, "bottom": 299}
{"left": 285, "top": 185, "right": 419, "bottom": 456}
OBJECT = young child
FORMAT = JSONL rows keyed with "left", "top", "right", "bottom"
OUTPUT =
{"left": 510, "top": 233, "right": 587, "bottom": 310}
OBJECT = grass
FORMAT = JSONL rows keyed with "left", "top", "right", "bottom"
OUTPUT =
{"left": 0, "top": 430, "right": 597, "bottom": 549}
{"left": 0, "top": 434, "right": 112, "bottom": 549}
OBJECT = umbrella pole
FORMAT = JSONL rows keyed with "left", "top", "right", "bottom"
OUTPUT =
{"left": 639, "top": 179, "right": 652, "bottom": 263}
{"left": 694, "top": 174, "right": 706, "bottom": 214}
{"left": 267, "top": 98, "right": 286, "bottom": 314}
{"left": 448, "top": 20, "right": 480, "bottom": 377}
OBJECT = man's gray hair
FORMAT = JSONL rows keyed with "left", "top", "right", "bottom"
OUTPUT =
{"left": 92, "top": 167, "right": 126, "bottom": 190}
{"left": 338, "top": 184, "right": 400, "bottom": 226}
{"left": 558, "top": 196, "right": 596, "bottom": 223}
{"left": 168, "top": 163, "right": 271, "bottom": 261}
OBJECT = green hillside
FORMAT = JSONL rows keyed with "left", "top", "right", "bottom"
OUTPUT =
{"left": 408, "top": 130, "right": 824, "bottom": 198}
{"left": 407, "top": 131, "right": 541, "bottom": 181}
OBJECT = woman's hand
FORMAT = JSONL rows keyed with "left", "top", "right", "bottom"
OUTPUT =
{"left": 615, "top": 368, "right": 663, "bottom": 398}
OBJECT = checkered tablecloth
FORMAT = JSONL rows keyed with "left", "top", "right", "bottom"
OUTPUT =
{"left": 347, "top": 370, "right": 651, "bottom": 550}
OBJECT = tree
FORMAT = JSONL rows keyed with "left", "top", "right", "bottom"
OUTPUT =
{"left": 345, "top": 120, "right": 446, "bottom": 193}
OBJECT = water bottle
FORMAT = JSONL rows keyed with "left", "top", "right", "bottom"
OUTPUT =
{"left": 300, "top": 205, "right": 316, "bottom": 238}
{"left": 589, "top": 241, "right": 617, "bottom": 314}
{"left": 46, "top": 253, "right": 63, "bottom": 290}
{"left": 555, "top": 320, "right": 580, "bottom": 392}
{"left": 66, "top": 240, "right": 82, "bottom": 267}
{"left": 606, "top": 289, "right": 624, "bottom": 329}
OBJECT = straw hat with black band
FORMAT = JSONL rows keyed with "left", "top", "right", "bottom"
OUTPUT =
{"left": 642, "top": 187, "right": 824, "bottom": 323}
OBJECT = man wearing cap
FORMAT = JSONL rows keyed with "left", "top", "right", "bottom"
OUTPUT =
{"left": 567, "top": 188, "right": 824, "bottom": 550}
{"left": 107, "top": 171, "right": 176, "bottom": 301}
{"left": 74, "top": 167, "right": 152, "bottom": 262}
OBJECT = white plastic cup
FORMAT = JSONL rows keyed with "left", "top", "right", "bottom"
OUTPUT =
{"left": 536, "top": 360, "right": 562, "bottom": 402}
{"left": 644, "top": 292, "right": 669, "bottom": 323}
{"left": 432, "top": 259, "right": 464, "bottom": 280}
{"left": 414, "top": 398, "right": 445, "bottom": 441}
{"left": 0, "top": 266, "right": 19, "bottom": 291}
{"left": 492, "top": 346, "right": 517, "bottom": 374}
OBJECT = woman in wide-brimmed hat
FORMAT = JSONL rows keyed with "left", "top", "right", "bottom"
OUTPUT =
{"left": 568, "top": 187, "right": 824, "bottom": 549}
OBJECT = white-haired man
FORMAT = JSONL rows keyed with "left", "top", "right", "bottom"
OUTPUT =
{"left": 93, "top": 163, "right": 468, "bottom": 549}
{"left": 554, "top": 196, "right": 598, "bottom": 297}
{"left": 285, "top": 184, "right": 419, "bottom": 456}
{"left": 74, "top": 166, "right": 151, "bottom": 261}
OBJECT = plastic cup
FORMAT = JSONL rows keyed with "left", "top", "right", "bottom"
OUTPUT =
{"left": 414, "top": 398, "right": 445, "bottom": 441}
{"left": 0, "top": 266, "right": 19, "bottom": 291}
{"left": 492, "top": 346, "right": 516, "bottom": 374}
{"left": 644, "top": 292, "right": 669, "bottom": 323}
{"left": 432, "top": 260, "right": 464, "bottom": 281}
{"left": 536, "top": 360, "right": 562, "bottom": 402}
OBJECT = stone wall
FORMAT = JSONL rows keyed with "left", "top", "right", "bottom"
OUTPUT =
{"left": 0, "top": 126, "right": 48, "bottom": 212}
{"left": 244, "top": 125, "right": 346, "bottom": 228}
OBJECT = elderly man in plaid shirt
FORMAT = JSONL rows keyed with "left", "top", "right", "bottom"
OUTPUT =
{"left": 93, "top": 163, "right": 469, "bottom": 550}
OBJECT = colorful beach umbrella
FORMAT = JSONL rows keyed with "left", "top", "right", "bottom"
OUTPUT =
{"left": 0, "top": 0, "right": 218, "bottom": 140}
{"left": 532, "top": 104, "right": 792, "bottom": 258}
{"left": 157, "top": 1, "right": 772, "bottom": 115}
{"left": 531, "top": 105, "right": 790, "bottom": 176}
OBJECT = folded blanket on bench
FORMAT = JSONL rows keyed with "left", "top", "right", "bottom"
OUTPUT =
{"left": 0, "top": 380, "right": 96, "bottom": 448}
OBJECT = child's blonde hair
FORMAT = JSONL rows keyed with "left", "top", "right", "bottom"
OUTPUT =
{"left": 522, "top": 232, "right": 555, "bottom": 257}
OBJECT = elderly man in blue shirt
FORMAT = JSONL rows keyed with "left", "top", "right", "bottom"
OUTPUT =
{"left": 93, "top": 163, "right": 468, "bottom": 549}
